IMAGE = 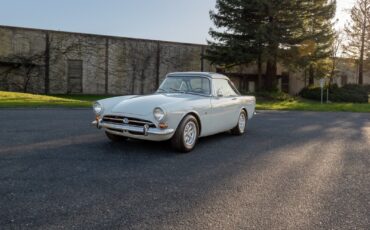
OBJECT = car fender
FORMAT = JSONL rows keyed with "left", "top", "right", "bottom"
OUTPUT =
{"left": 96, "top": 95, "right": 138, "bottom": 115}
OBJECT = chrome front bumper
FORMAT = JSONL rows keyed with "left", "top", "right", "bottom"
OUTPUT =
{"left": 92, "top": 120, "right": 175, "bottom": 141}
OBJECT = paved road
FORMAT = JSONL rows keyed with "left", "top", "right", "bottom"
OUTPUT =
{"left": 0, "top": 109, "right": 369, "bottom": 229}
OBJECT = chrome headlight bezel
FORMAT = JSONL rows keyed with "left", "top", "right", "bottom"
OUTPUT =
{"left": 153, "top": 107, "right": 166, "bottom": 122}
{"left": 93, "top": 102, "right": 103, "bottom": 115}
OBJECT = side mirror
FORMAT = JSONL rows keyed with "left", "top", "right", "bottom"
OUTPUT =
{"left": 217, "top": 89, "right": 223, "bottom": 97}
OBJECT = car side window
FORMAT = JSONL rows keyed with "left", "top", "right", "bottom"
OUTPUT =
{"left": 213, "top": 79, "right": 238, "bottom": 97}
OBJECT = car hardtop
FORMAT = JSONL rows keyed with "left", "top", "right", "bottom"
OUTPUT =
{"left": 166, "top": 72, "right": 230, "bottom": 80}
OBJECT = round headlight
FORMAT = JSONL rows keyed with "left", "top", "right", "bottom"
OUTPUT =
{"left": 153, "top": 107, "right": 165, "bottom": 121}
{"left": 93, "top": 102, "right": 103, "bottom": 115}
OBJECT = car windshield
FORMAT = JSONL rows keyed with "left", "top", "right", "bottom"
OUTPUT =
{"left": 157, "top": 76, "right": 211, "bottom": 96}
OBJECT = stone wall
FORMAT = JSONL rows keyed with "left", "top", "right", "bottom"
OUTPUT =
{"left": 1, "top": 25, "right": 369, "bottom": 96}
{"left": 0, "top": 25, "right": 214, "bottom": 95}
{"left": 0, "top": 27, "right": 46, "bottom": 93}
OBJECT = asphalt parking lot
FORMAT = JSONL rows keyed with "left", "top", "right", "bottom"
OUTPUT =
{"left": 0, "top": 109, "right": 369, "bottom": 229}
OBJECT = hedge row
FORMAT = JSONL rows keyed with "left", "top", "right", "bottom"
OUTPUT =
{"left": 254, "top": 91, "right": 295, "bottom": 101}
{"left": 300, "top": 84, "right": 369, "bottom": 103}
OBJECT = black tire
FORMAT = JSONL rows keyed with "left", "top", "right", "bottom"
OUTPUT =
{"left": 171, "top": 115, "right": 199, "bottom": 153}
{"left": 105, "top": 131, "right": 127, "bottom": 142}
{"left": 231, "top": 110, "right": 247, "bottom": 135}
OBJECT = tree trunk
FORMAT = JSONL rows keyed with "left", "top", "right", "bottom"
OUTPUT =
{"left": 359, "top": 3, "right": 367, "bottom": 85}
{"left": 257, "top": 54, "right": 263, "bottom": 90}
{"left": 359, "top": 59, "right": 364, "bottom": 85}
{"left": 329, "top": 57, "right": 336, "bottom": 87}
{"left": 265, "top": 11, "right": 277, "bottom": 91}
{"left": 308, "top": 64, "right": 315, "bottom": 85}
{"left": 265, "top": 56, "right": 277, "bottom": 91}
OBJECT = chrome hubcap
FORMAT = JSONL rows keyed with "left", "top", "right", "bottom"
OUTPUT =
{"left": 183, "top": 121, "right": 197, "bottom": 147}
{"left": 238, "top": 113, "right": 246, "bottom": 133}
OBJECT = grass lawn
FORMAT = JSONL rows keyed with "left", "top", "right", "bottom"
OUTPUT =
{"left": 0, "top": 91, "right": 110, "bottom": 108}
{"left": 257, "top": 98, "right": 370, "bottom": 113}
{"left": 0, "top": 91, "right": 369, "bottom": 112}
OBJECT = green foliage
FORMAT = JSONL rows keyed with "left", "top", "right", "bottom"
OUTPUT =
{"left": 300, "top": 84, "right": 369, "bottom": 103}
{"left": 331, "top": 85, "right": 368, "bottom": 103}
{"left": 206, "top": 0, "right": 337, "bottom": 90}
{"left": 2, "top": 91, "right": 368, "bottom": 113}
{"left": 257, "top": 99, "right": 370, "bottom": 113}
{"left": 299, "top": 86, "right": 323, "bottom": 101}
{"left": 288, "top": 0, "right": 336, "bottom": 83}
{"left": 0, "top": 91, "right": 111, "bottom": 107}
{"left": 361, "top": 84, "right": 370, "bottom": 93}
{"left": 254, "top": 91, "right": 296, "bottom": 102}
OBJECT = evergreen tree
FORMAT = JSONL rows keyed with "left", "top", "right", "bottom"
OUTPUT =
{"left": 206, "top": 0, "right": 336, "bottom": 90}
{"left": 206, "top": 0, "right": 266, "bottom": 89}
{"left": 343, "top": 0, "right": 370, "bottom": 85}
{"left": 290, "top": 0, "right": 336, "bottom": 85}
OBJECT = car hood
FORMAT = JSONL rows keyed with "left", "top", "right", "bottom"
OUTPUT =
{"left": 110, "top": 93, "right": 200, "bottom": 115}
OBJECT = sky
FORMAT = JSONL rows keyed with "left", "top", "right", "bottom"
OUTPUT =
{"left": 335, "top": 0, "right": 355, "bottom": 29}
{"left": 0, "top": 0, "right": 356, "bottom": 45}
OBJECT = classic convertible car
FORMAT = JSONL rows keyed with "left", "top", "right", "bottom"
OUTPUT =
{"left": 92, "top": 72, "right": 255, "bottom": 152}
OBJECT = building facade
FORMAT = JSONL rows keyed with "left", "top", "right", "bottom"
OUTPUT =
{"left": 0, "top": 25, "right": 214, "bottom": 95}
{"left": 0, "top": 25, "right": 368, "bottom": 96}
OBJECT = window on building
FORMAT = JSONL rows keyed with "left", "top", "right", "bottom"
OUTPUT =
{"left": 67, "top": 59, "right": 83, "bottom": 94}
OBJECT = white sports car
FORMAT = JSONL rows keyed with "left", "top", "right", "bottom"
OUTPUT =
{"left": 92, "top": 72, "right": 256, "bottom": 152}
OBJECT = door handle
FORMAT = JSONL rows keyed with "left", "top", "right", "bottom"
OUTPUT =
{"left": 231, "top": 98, "right": 237, "bottom": 100}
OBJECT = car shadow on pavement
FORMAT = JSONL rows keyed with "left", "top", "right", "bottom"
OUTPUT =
{"left": 89, "top": 129, "right": 240, "bottom": 157}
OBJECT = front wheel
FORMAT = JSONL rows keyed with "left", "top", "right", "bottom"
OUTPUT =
{"left": 231, "top": 110, "right": 247, "bottom": 135}
{"left": 171, "top": 115, "right": 199, "bottom": 153}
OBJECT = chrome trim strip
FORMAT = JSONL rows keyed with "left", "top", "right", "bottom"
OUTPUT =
{"left": 104, "top": 117, "right": 123, "bottom": 122}
{"left": 98, "top": 121, "right": 174, "bottom": 135}
{"left": 102, "top": 115, "right": 155, "bottom": 126}
{"left": 128, "top": 119, "right": 149, "bottom": 124}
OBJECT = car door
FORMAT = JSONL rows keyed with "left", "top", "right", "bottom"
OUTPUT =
{"left": 208, "top": 79, "right": 240, "bottom": 134}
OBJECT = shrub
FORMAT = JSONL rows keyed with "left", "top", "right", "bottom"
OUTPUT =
{"left": 331, "top": 84, "right": 368, "bottom": 103}
{"left": 361, "top": 84, "right": 370, "bottom": 93}
{"left": 300, "top": 87, "right": 322, "bottom": 101}
{"left": 300, "top": 84, "right": 369, "bottom": 103}
{"left": 254, "top": 91, "right": 296, "bottom": 101}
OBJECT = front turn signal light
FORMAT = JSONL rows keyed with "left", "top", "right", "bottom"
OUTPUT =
{"left": 159, "top": 122, "right": 168, "bottom": 129}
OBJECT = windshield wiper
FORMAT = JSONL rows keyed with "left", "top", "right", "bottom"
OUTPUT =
{"left": 185, "top": 91, "right": 208, "bottom": 96}
{"left": 157, "top": 88, "right": 168, "bottom": 93}
{"left": 158, "top": 88, "right": 186, "bottom": 93}
{"left": 169, "top": 88, "right": 185, "bottom": 93}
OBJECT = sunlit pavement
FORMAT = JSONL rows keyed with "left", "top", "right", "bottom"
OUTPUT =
{"left": 0, "top": 109, "right": 369, "bottom": 229}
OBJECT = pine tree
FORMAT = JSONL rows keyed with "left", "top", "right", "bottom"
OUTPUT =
{"left": 205, "top": 0, "right": 266, "bottom": 89}
{"left": 206, "top": 0, "right": 336, "bottom": 90}
{"left": 291, "top": 0, "right": 336, "bottom": 85}
{"left": 343, "top": 0, "right": 370, "bottom": 85}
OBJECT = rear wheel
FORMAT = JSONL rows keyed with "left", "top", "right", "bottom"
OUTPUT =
{"left": 231, "top": 110, "right": 247, "bottom": 135}
{"left": 171, "top": 115, "right": 199, "bottom": 153}
{"left": 105, "top": 131, "right": 128, "bottom": 142}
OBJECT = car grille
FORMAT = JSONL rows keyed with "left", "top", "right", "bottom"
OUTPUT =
{"left": 102, "top": 115, "right": 156, "bottom": 128}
